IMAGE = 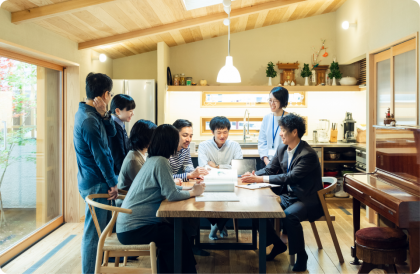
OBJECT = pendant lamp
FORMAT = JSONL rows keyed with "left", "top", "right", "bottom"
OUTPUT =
{"left": 217, "top": 0, "right": 241, "bottom": 83}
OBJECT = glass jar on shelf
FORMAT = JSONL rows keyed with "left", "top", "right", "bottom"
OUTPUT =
{"left": 180, "top": 73, "right": 186, "bottom": 86}
{"left": 173, "top": 74, "right": 180, "bottom": 86}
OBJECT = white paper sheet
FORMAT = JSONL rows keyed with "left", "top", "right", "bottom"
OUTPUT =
{"left": 236, "top": 183, "right": 281, "bottom": 190}
{"left": 195, "top": 192, "right": 240, "bottom": 202}
{"left": 203, "top": 166, "right": 237, "bottom": 192}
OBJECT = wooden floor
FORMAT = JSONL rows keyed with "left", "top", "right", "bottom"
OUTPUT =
{"left": 1, "top": 203, "right": 410, "bottom": 273}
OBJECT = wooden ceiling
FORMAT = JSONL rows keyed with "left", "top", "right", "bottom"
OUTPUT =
{"left": 3, "top": 0, "right": 346, "bottom": 59}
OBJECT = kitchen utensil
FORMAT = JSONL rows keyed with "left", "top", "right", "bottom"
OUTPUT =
{"left": 325, "top": 151, "right": 340, "bottom": 160}
{"left": 167, "top": 67, "right": 172, "bottom": 85}
{"left": 342, "top": 112, "right": 357, "bottom": 143}
{"left": 334, "top": 178, "right": 349, "bottom": 198}
{"left": 339, "top": 77, "right": 358, "bottom": 86}
{"left": 342, "top": 150, "right": 356, "bottom": 159}
{"left": 324, "top": 171, "right": 339, "bottom": 177}
{"left": 200, "top": 79, "right": 207, "bottom": 86}
{"left": 317, "top": 119, "right": 330, "bottom": 143}
{"left": 313, "top": 130, "right": 318, "bottom": 143}
{"left": 330, "top": 123, "right": 338, "bottom": 143}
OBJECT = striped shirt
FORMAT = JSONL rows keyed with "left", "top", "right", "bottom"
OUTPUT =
{"left": 169, "top": 148, "right": 194, "bottom": 182}
{"left": 197, "top": 138, "right": 243, "bottom": 169}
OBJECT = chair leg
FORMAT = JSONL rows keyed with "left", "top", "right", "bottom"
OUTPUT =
{"left": 275, "top": 219, "right": 281, "bottom": 237}
{"left": 115, "top": 257, "right": 120, "bottom": 267}
{"left": 358, "top": 262, "right": 377, "bottom": 274}
{"left": 102, "top": 251, "right": 110, "bottom": 266}
{"left": 150, "top": 242, "right": 157, "bottom": 274}
{"left": 289, "top": 254, "right": 295, "bottom": 265}
{"left": 233, "top": 218, "right": 239, "bottom": 242}
{"left": 310, "top": 222, "right": 323, "bottom": 249}
{"left": 325, "top": 217, "right": 344, "bottom": 263}
{"left": 123, "top": 256, "right": 128, "bottom": 266}
{"left": 95, "top": 247, "right": 104, "bottom": 274}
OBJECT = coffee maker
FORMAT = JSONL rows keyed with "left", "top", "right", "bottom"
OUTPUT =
{"left": 342, "top": 112, "right": 357, "bottom": 143}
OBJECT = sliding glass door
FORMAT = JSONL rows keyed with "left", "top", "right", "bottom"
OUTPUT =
{"left": 0, "top": 57, "right": 63, "bottom": 259}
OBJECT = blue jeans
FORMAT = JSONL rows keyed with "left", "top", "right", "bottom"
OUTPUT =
{"left": 79, "top": 183, "right": 110, "bottom": 274}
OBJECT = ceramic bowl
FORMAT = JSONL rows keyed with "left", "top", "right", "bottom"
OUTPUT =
{"left": 340, "top": 77, "right": 358, "bottom": 86}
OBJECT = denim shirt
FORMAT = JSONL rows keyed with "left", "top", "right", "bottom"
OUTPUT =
{"left": 74, "top": 102, "right": 118, "bottom": 190}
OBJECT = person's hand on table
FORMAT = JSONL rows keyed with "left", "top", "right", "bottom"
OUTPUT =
{"left": 189, "top": 181, "right": 206, "bottom": 197}
{"left": 187, "top": 167, "right": 209, "bottom": 179}
{"left": 208, "top": 161, "right": 217, "bottom": 168}
{"left": 174, "top": 178, "right": 182, "bottom": 186}
{"left": 241, "top": 171, "right": 264, "bottom": 183}
{"left": 263, "top": 157, "right": 270, "bottom": 166}
{"left": 108, "top": 185, "right": 118, "bottom": 200}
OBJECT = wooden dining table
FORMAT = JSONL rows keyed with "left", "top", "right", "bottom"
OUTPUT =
{"left": 156, "top": 179, "right": 286, "bottom": 273}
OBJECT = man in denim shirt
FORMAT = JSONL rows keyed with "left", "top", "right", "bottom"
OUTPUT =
{"left": 74, "top": 73, "right": 118, "bottom": 274}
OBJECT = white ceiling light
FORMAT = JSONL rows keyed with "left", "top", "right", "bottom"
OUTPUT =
{"left": 342, "top": 21, "right": 356, "bottom": 29}
{"left": 182, "top": 0, "right": 235, "bottom": 11}
{"left": 217, "top": 0, "right": 241, "bottom": 83}
{"left": 99, "top": 54, "right": 107, "bottom": 62}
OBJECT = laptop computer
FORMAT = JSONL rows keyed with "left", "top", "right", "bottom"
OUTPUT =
{"left": 231, "top": 159, "right": 257, "bottom": 178}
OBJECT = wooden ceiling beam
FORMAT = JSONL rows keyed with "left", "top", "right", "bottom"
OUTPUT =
{"left": 78, "top": 0, "right": 307, "bottom": 50}
{"left": 12, "top": 0, "right": 116, "bottom": 24}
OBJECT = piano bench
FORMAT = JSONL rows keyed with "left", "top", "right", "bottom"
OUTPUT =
{"left": 355, "top": 227, "right": 407, "bottom": 274}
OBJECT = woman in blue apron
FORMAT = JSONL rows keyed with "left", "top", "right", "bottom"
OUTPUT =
{"left": 258, "top": 87, "right": 289, "bottom": 166}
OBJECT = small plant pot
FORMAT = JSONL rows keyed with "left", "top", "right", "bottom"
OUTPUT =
{"left": 304, "top": 77, "right": 309, "bottom": 86}
{"left": 332, "top": 77, "right": 337, "bottom": 86}
{"left": 268, "top": 77, "right": 272, "bottom": 86}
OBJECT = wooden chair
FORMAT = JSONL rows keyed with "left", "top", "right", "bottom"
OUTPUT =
{"left": 85, "top": 194, "right": 157, "bottom": 274}
{"left": 280, "top": 177, "right": 344, "bottom": 265}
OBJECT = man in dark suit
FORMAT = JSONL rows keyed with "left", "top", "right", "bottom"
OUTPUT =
{"left": 241, "top": 113, "right": 323, "bottom": 272}
{"left": 108, "top": 94, "right": 135, "bottom": 175}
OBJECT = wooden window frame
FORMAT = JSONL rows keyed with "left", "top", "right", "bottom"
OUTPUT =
{"left": 200, "top": 91, "right": 307, "bottom": 108}
{"left": 0, "top": 50, "right": 65, "bottom": 266}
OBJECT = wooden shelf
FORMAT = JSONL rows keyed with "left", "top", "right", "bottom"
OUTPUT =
{"left": 167, "top": 85, "right": 362, "bottom": 92}
{"left": 326, "top": 196, "right": 353, "bottom": 203}
{"left": 324, "top": 160, "right": 356, "bottom": 164}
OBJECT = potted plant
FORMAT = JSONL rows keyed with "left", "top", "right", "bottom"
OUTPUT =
{"left": 300, "top": 63, "right": 312, "bottom": 86}
{"left": 328, "top": 61, "right": 342, "bottom": 86}
{"left": 266, "top": 61, "right": 277, "bottom": 86}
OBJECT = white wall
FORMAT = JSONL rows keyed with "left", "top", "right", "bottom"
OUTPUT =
{"left": 113, "top": 51, "right": 157, "bottom": 80}
{"left": 167, "top": 90, "right": 366, "bottom": 142}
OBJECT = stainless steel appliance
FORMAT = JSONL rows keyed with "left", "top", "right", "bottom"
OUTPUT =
{"left": 342, "top": 112, "right": 357, "bottom": 143}
{"left": 355, "top": 147, "right": 366, "bottom": 172}
{"left": 112, "top": 79, "right": 157, "bottom": 134}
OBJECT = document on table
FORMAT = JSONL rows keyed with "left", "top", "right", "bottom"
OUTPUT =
{"left": 236, "top": 183, "right": 281, "bottom": 190}
{"left": 203, "top": 166, "right": 237, "bottom": 192}
{"left": 195, "top": 192, "right": 240, "bottom": 202}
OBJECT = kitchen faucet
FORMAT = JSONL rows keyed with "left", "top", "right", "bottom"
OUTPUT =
{"left": 243, "top": 109, "right": 250, "bottom": 142}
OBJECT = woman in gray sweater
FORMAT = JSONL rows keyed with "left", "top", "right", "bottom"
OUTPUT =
{"left": 117, "top": 124, "right": 205, "bottom": 273}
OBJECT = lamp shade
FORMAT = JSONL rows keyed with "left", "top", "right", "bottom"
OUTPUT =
{"left": 217, "top": 56, "right": 241, "bottom": 83}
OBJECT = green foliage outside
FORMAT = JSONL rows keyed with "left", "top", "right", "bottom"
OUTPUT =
{"left": 266, "top": 62, "right": 277, "bottom": 78}
{"left": 328, "top": 61, "right": 342, "bottom": 79}
{"left": 0, "top": 58, "right": 37, "bottom": 208}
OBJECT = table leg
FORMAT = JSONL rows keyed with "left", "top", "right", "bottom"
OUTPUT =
{"left": 350, "top": 198, "right": 361, "bottom": 265}
{"left": 174, "top": 218, "right": 183, "bottom": 273}
{"left": 252, "top": 220, "right": 257, "bottom": 250}
{"left": 259, "top": 218, "right": 267, "bottom": 273}
{"left": 408, "top": 228, "right": 420, "bottom": 274}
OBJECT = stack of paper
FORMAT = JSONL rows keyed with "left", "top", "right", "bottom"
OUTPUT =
{"left": 203, "top": 167, "right": 237, "bottom": 192}
{"left": 236, "top": 183, "right": 281, "bottom": 190}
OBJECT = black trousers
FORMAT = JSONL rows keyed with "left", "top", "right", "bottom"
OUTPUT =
{"left": 117, "top": 223, "right": 197, "bottom": 273}
{"left": 253, "top": 194, "right": 308, "bottom": 255}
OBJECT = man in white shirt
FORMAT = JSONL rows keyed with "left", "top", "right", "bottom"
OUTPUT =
{"left": 241, "top": 113, "right": 323, "bottom": 272}
{"left": 198, "top": 116, "right": 243, "bottom": 240}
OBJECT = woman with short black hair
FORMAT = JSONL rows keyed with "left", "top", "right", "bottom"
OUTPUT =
{"left": 116, "top": 120, "right": 156, "bottom": 204}
{"left": 117, "top": 124, "right": 205, "bottom": 273}
{"left": 258, "top": 87, "right": 289, "bottom": 166}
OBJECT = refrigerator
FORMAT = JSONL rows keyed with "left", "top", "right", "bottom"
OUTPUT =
{"left": 112, "top": 79, "right": 157, "bottom": 135}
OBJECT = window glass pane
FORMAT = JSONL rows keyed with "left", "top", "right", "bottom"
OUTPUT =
{"left": 0, "top": 58, "right": 62, "bottom": 254}
{"left": 376, "top": 59, "right": 391, "bottom": 125}
{"left": 394, "top": 49, "right": 416, "bottom": 125}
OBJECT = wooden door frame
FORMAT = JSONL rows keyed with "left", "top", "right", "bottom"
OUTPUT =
{"left": 367, "top": 32, "right": 418, "bottom": 223}
{"left": 0, "top": 45, "right": 80, "bottom": 266}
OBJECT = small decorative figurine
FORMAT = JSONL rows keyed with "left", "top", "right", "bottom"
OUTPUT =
{"left": 384, "top": 107, "right": 396, "bottom": 126}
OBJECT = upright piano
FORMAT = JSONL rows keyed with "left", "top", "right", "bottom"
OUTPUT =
{"left": 344, "top": 125, "right": 420, "bottom": 273}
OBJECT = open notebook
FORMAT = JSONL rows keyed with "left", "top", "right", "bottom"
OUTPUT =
{"left": 195, "top": 166, "right": 239, "bottom": 202}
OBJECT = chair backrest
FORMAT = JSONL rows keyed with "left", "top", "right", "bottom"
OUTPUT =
{"left": 85, "top": 194, "right": 132, "bottom": 239}
{"left": 232, "top": 159, "right": 257, "bottom": 176}
{"left": 317, "top": 177, "right": 337, "bottom": 218}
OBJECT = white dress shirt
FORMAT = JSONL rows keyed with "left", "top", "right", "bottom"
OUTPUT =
{"left": 197, "top": 138, "right": 243, "bottom": 169}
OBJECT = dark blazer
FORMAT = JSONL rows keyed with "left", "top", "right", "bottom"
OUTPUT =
{"left": 108, "top": 122, "right": 130, "bottom": 175}
{"left": 255, "top": 140, "right": 324, "bottom": 222}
